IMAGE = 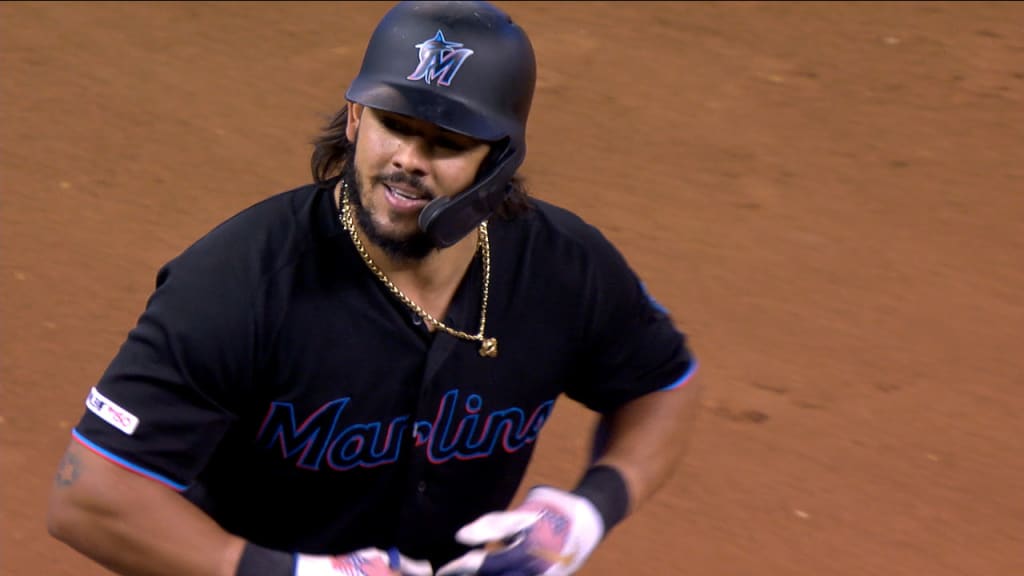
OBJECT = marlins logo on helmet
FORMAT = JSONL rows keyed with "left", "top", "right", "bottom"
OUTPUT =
{"left": 407, "top": 30, "right": 475, "bottom": 86}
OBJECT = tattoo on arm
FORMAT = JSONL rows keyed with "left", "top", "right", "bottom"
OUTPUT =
{"left": 54, "top": 451, "right": 82, "bottom": 488}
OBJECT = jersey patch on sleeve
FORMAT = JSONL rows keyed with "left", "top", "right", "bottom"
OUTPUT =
{"left": 85, "top": 387, "right": 140, "bottom": 435}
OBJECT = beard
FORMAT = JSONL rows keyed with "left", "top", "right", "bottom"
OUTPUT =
{"left": 341, "top": 161, "right": 438, "bottom": 262}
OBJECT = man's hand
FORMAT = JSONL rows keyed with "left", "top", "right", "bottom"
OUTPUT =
{"left": 296, "top": 547, "right": 433, "bottom": 576}
{"left": 436, "top": 486, "right": 605, "bottom": 576}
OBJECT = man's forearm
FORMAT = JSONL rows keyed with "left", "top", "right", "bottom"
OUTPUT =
{"left": 48, "top": 440, "right": 246, "bottom": 576}
{"left": 590, "top": 375, "right": 703, "bottom": 513}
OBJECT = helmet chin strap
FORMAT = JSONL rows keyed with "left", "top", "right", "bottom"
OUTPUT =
{"left": 418, "top": 141, "right": 523, "bottom": 248}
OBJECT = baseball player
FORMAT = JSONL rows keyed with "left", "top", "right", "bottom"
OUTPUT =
{"left": 47, "top": 2, "right": 701, "bottom": 575}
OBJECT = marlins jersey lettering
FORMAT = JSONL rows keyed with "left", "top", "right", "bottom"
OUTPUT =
{"left": 72, "top": 178, "right": 696, "bottom": 567}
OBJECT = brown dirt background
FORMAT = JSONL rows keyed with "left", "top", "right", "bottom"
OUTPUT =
{"left": 2, "top": 2, "right": 1023, "bottom": 575}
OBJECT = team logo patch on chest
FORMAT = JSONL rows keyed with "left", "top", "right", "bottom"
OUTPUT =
{"left": 255, "top": 390, "right": 554, "bottom": 471}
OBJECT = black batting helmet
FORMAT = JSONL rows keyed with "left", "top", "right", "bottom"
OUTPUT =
{"left": 345, "top": 0, "right": 537, "bottom": 247}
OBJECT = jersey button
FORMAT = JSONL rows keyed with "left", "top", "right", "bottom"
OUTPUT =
{"left": 417, "top": 480, "right": 427, "bottom": 494}
{"left": 411, "top": 314, "right": 423, "bottom": 326}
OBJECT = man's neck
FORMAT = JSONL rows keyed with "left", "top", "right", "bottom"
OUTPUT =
{"left": 335, "top": 182, "right": 483, "bottom": 322}
{"left": 363, "top": 225, "right": 480, "bottom": 294}
{"left": 370, "top": 228, "right": 481, "bottom": 326}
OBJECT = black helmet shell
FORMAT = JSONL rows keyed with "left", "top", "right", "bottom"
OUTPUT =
{"left": 346, "top": 1, "right": 536, "bottom": 151}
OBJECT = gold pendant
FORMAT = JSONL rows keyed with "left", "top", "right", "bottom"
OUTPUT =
{"left": 479, "top": 337, "right": 498, "bottom": 358}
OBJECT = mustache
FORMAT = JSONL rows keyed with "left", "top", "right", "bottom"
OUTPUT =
{"left": 373, "top": 172, "right": 434, "bottom": 200}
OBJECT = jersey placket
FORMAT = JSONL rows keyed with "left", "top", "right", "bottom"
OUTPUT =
{"left": 395, "top": 254, "right": 484, "bottom": 549}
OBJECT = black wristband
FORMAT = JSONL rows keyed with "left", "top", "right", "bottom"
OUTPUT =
{"left": 236, "top": 542, "right": 295, "bottom": 576}
{"left": 571, "top": 464, "right": 630, "bottom": 534}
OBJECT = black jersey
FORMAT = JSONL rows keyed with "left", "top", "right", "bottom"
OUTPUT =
{"left": 72, "top": 179, "right": 696, "bottom": 566}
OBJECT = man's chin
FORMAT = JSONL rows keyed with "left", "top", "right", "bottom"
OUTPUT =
{"left": 350, "top": 190, "right": 436, "bottom": 259}
{"left": 364, "top": 222, "right": 436, "bottom": 260}
{"left": 374, "top": 221, "right": 421, "bottom": 243}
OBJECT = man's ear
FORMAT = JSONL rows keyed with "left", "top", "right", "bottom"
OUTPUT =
{"left": 346, "top": 102, "right": 364, "bottom": 141}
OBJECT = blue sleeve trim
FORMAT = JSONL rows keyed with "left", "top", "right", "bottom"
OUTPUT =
{"left": 71, "top": 428, "right": 188, "bottom": 492}
{"left": 659, "top": 359, "right": 698, "bottom": 391}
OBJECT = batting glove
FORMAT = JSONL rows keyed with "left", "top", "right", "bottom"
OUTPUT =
{"left": 296, "top": 547, "right": 433, "bottom": 576}
{"left": 435, "top": 486, "right": 605, "bottom": 576}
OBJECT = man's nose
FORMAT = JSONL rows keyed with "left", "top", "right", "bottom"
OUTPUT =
{"left": 391, "top": 135, "right": 431, "bottom": 176}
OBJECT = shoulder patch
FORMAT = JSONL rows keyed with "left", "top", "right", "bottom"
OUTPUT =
{"left": 85, "top": 387, "right": 140, "bottom": 435}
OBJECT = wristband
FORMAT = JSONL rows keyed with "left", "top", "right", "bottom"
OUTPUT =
{"left": 571, "top": 464, "right": 630, "bottom": 533}
{"left": 236, "top": 541, "right": 295, "bottom": 576}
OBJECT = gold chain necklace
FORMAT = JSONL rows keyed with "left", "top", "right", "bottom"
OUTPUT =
{"left": 337, "top": 181, "right": 498, "bottom": 358}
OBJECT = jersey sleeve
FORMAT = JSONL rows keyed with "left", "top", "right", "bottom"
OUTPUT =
{"left": 72, "top": 244, "right": 256, "bottom": 491}
{"left": 565, "top": 225, "right": 697, "bottom": 414}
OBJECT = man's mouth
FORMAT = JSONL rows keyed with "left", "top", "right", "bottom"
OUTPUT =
{"left": 384, "top": 183, "right": 428, "bottom": 201}
{"left": 382, "top": 182, "right": 432, "bottom": 211}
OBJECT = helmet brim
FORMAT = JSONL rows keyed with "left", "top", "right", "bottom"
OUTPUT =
{"left": 346, "top": 77, "right": 508, "bottom": 143}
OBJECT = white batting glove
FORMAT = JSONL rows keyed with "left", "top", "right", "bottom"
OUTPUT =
{"left": 436, "top": 486, "right": 605, "bottom": 576}
{"left": 296, "top": 547, "right": 433, "bottom": 576}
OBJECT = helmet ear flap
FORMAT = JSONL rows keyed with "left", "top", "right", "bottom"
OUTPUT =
{"left": 419, "top": 139, "right": 523, "bottom": 248}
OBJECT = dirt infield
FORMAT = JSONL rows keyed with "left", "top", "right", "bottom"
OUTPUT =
{"left": 2, "top": 2, "right": 1022, "bottom": 575}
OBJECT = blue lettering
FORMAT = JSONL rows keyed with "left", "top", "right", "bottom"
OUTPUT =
{"left": 326, "top": 417, "right": 409, "bottom": 471}
{"left": 427, "top": 390, "right": 556, "bottom": 463}
{"left": 257, "top": 391, "right": 556, "bottom": 470}
{"left": 256, "top": 398, "right": 348, "bottom": 470}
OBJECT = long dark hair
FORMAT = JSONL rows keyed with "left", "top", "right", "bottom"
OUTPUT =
{"left": 309, "top": 106, "right": 533, "bottom": 219}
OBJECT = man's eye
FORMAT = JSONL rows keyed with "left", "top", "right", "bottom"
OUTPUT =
{"left": 436, "top": 138, "right": 469, "bottom": 151}
{"left": 383, "top": 118, "right": 413, "bottom": 135}
{"left": 381, "top": 116, "right": 472, "bottom": 151}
